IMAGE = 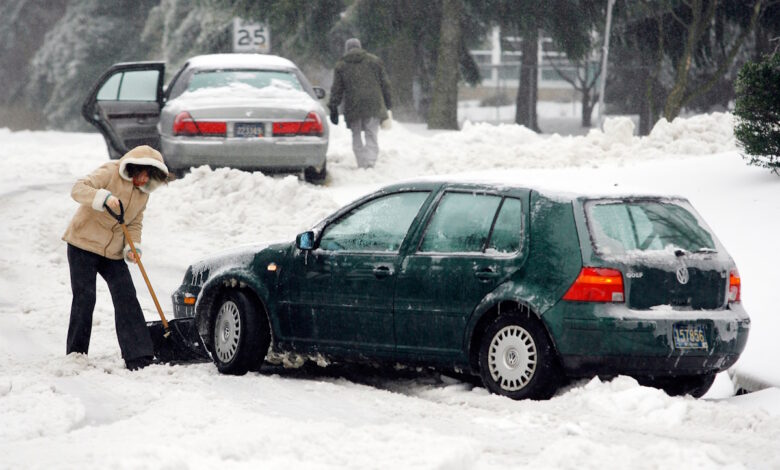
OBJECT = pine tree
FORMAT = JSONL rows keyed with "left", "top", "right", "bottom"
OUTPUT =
{"left": 734, "top": 52, "right": 780, "bottom": 174}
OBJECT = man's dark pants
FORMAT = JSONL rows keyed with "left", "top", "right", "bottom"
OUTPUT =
{"left": 66, "top": 244, "right": 153, "bottom": 361}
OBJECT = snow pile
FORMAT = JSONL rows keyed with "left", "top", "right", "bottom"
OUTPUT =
{"left": 146, "top": 166, "right": 340, "bottom": 265}
{"left": 325, "top": 112, "right": 738, "bottom": 186}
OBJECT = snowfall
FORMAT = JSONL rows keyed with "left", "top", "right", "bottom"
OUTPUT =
{"left": 1, "top": 107, "right": 779, "bottom": 469}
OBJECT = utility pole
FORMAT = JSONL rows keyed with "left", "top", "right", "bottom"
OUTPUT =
{"left": 597, "top": 0, "right": 616, "bottom": 129}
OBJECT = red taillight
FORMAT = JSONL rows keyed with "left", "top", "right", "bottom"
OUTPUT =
{"left": 728, "top": 269, "right": 741, "bottom": 303}
{"left": 300, "top": 112, "right": 323, "bottom": 135}
{"left": 563, "top": 267, "right": 625, "bottom": 303}
{"left": 273, "top": 112, "right": 323, "bottom": 137}
{"left": 172, "top": 112, "right": 226, "bottom": 137}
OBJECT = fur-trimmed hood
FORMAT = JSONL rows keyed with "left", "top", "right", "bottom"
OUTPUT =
{"left": 118, "top": 145, "right": 169, "bottom": 193}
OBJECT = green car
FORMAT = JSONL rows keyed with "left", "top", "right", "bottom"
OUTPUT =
{"left": 172, "top": 181, "right": 749, "bottom": 399}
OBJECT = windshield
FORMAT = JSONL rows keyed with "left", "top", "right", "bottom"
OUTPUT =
{"left": 585, "top": 199, "right": 716, "bottom": 255}
{"left": 186, "top": 69, "right": 303, "bottom": 92}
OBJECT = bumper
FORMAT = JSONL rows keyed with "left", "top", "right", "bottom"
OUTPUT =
{"left": 544, "top": 302, "right": 750, "bottom": 377}
{"left": 161, "top": 135, "right": 328, "bottom": 172}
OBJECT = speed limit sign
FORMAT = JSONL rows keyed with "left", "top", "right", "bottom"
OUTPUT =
{"left": 233, "top": 18, "right": 270, "bottom": 53}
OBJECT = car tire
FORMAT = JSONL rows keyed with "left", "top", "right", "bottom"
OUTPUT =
{"left": 210, "top": 290, "right": 270, "bottom": 375}
{"left": 304, "top": 162, "right": 327, "bottom": 185}
{"left": 641, "top": 373, "right": 717, "bottom": 398}
{"left": 478, "top": 311, "right": 560, "bottom": 400}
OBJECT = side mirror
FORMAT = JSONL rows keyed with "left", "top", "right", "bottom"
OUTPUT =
{"left": 296, "top": 231, "right": 315, "bottom": 250}
{"left": 312, "top": 86, "right": 326, "bottom": 100}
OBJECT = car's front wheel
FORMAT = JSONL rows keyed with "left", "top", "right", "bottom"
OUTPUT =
{"left": 478, "top": 312, "right": 560, "bottom": 400}
{"left": 211, "top": 290, "right": 270, "bottom": 375}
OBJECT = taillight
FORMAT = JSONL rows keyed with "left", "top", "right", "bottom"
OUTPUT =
{"left": 273, "top": 112, "right": 323, "bottom": 137}
{"left": 173, "top": 112, "right": 226, "bottom": 137}
{"left": 728, "top": 269, "right": 741, "bottom": 303}
{"left": 300, "top": 112, "right": 323, "bottom": 135}
{"left": 563, "top": 267, "right": 625, "bottom": 303}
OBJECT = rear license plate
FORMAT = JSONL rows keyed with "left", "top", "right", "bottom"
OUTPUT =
{"left": 234, "top": 123, "right": 264, "bottom": 137}
{"left": 673, "top": 324, "right": 708, "bottom": 350}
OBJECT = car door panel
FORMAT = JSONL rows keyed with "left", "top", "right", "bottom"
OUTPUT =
{"left": 286, "top": 191, "right": 431, "bottom": 353}
{"left": 82, "top": 62, "right": 165, "bottom": 158}
{"left": 394, "top": 192, "right": 529, "bottom": 356}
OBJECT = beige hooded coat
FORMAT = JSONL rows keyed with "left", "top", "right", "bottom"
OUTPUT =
{"left": 62, "top": 145, "right": 168, "bottom": 260}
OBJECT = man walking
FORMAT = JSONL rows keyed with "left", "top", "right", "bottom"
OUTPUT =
{"left": 328, "top": 38, "right": 392, "bottom": 169}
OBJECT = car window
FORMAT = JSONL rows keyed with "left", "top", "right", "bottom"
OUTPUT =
{"left": 96, "top": 73, "right": 121, "bottom": 101}
{"left": 486, "top": 197, "right": 523, "bottom": 254}
{"left": 319, "top": 192, "right": 429, "bottom": 252}
{"left": 187, "top": 70, "right": 303, "bottom": 92}
{"left": 420, "top": 193, "right": 502, "bottom": 253}
{"left": 97, "top": 70, "right": 159, "bottom": 102}
{"left": 586, "top": 200, "right": 716, "bottom": 255}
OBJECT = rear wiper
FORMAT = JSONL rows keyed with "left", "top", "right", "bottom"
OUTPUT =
{"left": 694, "top": 248, "right": 717, "bottom": 254}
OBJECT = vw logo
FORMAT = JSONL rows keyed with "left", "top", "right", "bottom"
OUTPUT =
{"left": 676, "top": 266, "right": 689, "bottom": 285}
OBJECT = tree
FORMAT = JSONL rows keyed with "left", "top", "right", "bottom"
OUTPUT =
{"left": 495, "top": 1, "right": 594, "bottom": 132}
{"left": 662, "top": 0, "right": 766, "bottom": 121}
{"left": 427, "top": 0, "right": 463, "bottom": 129}
{"left": 734, "top": 52, "right": 780, "bottom": 173}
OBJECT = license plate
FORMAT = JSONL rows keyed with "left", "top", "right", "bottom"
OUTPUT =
{"left": 673, "top": 324, "right": 708, "bottom": 349}
{"left": 234, "top": 123, "right": 264, "bottom": 137}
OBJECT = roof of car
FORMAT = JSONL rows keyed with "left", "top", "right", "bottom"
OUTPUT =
{"left": 379, "top": 177, "right": 682, "bottom": 203}
{"left": 186, "top": 54, "right": 297, "bottom": 70}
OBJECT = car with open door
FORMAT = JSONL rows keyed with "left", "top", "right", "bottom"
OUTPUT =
{"left": 82, "top": 54, "right": 329, "bottom": 184}
{"left": 171, "top": 180, "right": 750, "bottom": 400}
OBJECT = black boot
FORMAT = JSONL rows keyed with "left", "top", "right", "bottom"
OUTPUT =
{"left": 125, "top": 356, "right": 154, "bottom": 371}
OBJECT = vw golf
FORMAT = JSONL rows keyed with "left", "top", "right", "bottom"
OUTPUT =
{"left": 172, "top": 181, "right": 749, "bottom": 399}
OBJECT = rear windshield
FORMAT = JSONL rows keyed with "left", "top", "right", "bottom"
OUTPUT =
{"left": 187, "top": 69, "right": 303, "bottom": 92}
{"left": 585, "top": 199, "right": 715, "bottom": 255}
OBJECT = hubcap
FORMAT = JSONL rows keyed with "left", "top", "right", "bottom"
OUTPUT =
{"left": 214, "top": 300, "right": 241, "bottom": 363}
{"left": 488, "top": 325, "right": 537, "bottom": 391}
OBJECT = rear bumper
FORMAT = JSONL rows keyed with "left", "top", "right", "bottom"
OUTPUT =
{"left": 161, "top": 135, "right": 328, "bottom": 172}
{"left": 544, "top": 302, "right": 750, "bottom": 378}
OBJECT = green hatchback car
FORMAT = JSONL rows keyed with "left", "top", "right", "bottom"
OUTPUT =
{"left": 172, "top": 181, "right": 749, "bottom": 399}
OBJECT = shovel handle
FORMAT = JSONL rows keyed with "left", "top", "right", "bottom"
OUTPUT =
{"left": 115, "top": 208, "right": 169, "bottom": 330}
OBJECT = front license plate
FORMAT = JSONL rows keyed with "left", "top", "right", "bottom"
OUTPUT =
{"left": 234, "top": 123, "right": 264, "bottom": 137}
{"left": 673, "top": 324, "right": 708, "bottom": 350}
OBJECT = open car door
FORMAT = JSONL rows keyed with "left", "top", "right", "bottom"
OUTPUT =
{"left": 82, "top": 62, "right": 165, "bottom": 159}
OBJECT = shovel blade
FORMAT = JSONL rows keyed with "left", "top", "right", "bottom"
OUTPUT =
{"left": 147, "top": 318, "right": 211, "bottom": 364}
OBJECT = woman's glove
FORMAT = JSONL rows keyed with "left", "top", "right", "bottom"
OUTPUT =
{"left": 330, "top": 109, "right": 339, "bottom": 125}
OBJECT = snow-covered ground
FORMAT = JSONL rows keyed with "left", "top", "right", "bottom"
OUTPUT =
{"left": 1, "top": 113, "right": 779, "bottom": 469}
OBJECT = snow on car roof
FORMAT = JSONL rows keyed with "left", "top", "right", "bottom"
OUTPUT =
{"left": 186, "top": 54, "right": 297, "bottom": 70}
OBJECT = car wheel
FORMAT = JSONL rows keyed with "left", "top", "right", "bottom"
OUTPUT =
{"left": 640, "top": 373, "right": 717, "bottom": 398}
{"left": 478, "top": 312, "right": 560, "bottom": 400}
{"left": 211, "top": 290, "right": 270, "bottom": 375}
{"left": 304, "top": 162, "right": 327, "bottom": 185}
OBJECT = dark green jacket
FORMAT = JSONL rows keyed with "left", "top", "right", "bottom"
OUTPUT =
{"left": 329, "top": 49, "right": 392, "bottom": 127}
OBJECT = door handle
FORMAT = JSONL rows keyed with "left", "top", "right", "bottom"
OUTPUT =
{"left": 373, "top": 265, "right": 392, "bottom": 279}
{"left": 474, "top": 268, "right": 500, "bottom": 281}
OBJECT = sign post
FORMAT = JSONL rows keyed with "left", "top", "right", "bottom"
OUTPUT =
{"left": 233, "top": 18, "right": 270, "bottom": 54}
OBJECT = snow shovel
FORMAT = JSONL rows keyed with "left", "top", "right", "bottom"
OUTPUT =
{"left": 106, "top": 201, "right": 210, "bottom": 364}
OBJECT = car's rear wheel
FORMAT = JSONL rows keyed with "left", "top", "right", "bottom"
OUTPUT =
{"left": 304, "top": 161, "right": 327, "bottom": 185}
{"left": 211, "top": 290, "right": 270, "bottom": 375}
{"left": 478, "top": 311, "right": 560, "bottom": 400}
{"left": 640, "top": 373, "right": 717, "bottom": 398}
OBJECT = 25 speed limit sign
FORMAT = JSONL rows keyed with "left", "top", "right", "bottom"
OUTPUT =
{"left": 233, "top": 18, "right": 270, "bottom": 53}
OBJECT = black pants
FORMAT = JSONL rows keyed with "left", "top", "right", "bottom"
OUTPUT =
{"left": 66, "top": 244, "right": 153, "bottom": 361}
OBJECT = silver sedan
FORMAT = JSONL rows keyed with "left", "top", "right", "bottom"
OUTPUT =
{"left": 82, "top": 54, "right": 329, "bottom": 183}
